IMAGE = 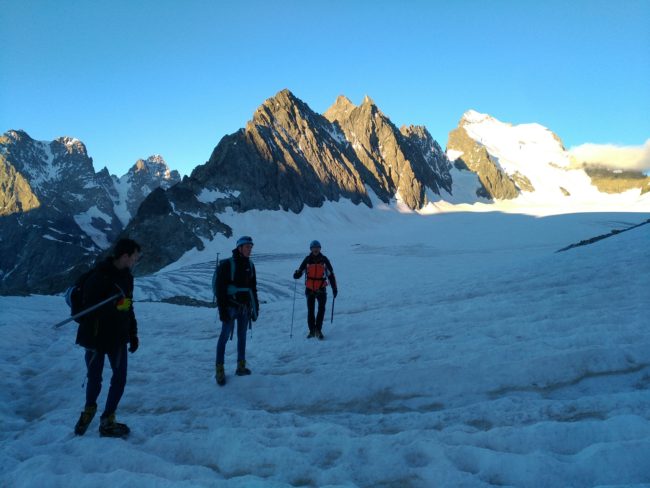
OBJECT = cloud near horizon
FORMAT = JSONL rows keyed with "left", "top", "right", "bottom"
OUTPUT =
{"left": 568, "top": 140, "right": 650, "bottom": 172}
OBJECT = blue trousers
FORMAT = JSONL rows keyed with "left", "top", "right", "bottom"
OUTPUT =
{"left": 216, "top": 306, "right": 250, "bottom": 365}
{"left": 84, "top": 344, "right": 128, "bottom": 417}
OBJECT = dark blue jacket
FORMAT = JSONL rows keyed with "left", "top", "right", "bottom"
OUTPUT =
{"left": 75, "top": 259, "right": 137, "bottom": 351}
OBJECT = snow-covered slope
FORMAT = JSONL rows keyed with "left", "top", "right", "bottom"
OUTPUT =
{"left": 2, "top": 202, "right": 649, "bottom": 487}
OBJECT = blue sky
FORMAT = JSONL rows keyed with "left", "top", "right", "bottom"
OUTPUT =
{"left": 1, "top": 0, "right": 649, "bottom": 176}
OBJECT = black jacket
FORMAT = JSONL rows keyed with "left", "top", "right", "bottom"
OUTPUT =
{"left": 216, "top": 248, "right": 259, "bottom": 318}
{"left": 75, "top": 259, "right": 137, "bottom": 351}
{"left": 295, "top": 253, "right": 337, "bottom": 292}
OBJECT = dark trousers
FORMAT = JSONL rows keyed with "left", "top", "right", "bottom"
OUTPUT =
{"left": 306, "top": 289, "right": 327, "bottom": 332}
{"left": 85, "top": 344, "right": 128, "bottom": 418}
{"left": 216, "top": 306, "right": 250, "bottom": 365}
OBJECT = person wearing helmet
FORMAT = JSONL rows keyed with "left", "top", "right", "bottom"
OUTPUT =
{"left": 214, "top": 235, "right": 259, "bottom": 386}
{"left": 293, "top": 240, "right": 337, "bottom": 340}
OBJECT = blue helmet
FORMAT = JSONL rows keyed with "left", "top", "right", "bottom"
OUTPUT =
{"left": 309, "top": 240, "right": 321, "bottom": 249}
{"left": 236, "top": 236, "right": 254, "bottom": 247}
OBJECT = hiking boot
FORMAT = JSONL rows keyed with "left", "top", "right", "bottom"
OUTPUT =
{"left": 306, "top": 331, "right": 315, "bottom": 339}
{"left": 316, "top": 331, "right": 324, "bottom": 340}
{"left": 74, "top": 404, "right": 97, "bottom": 436}
{"left": 216, "top": 363, "right": 226, "bottom": 386}
{"left": 99, "top": 414, "right": 130, "bottom": 438}
{"left": 235, "top": 360, "right": 251, "bottom": 376}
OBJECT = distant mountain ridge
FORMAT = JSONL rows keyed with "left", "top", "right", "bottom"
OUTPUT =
{"left": 2, "top": 90, "right": 648, "bottom": 295}
{"left": 0, "top": 130, "right": 179, "bottom": 294}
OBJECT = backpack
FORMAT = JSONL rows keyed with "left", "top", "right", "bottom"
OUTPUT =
{"left": 65, "top": 270, "right": 93, "bottom": 322}
{"left": 212, "top": 256, "right": 258, "bottom": 319}
{"left": 213, "top": 257, "right": 257, "bottom": 293}
{"left": 305, "top": 263, "right": 328, "bottom": 291}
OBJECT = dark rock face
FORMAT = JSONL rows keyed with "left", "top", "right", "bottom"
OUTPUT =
{"left": 192, "top": 90, "right": 454, "bottom": 212}
{"left": 192, "top": 90, "right": 372, "bottom": 212}
{"left": 120, "top": 185, "right": 231, "bottom": 275}
{"left": 0, "top": 207, "right": 100, "bottom": 295}
{"left": 401, "top": 125, "right": 453, "bottom": 195}
{"left": 0, "top": 130, "right": 180, "bottom": 295}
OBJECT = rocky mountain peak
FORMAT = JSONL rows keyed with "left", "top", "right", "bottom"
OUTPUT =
{"left": 361, "top": 94, "right": 375, "bottom": 106}
{"left": 251, "top": 88, "right": 316, "bottom": 130}
{"left": 460, "top": 109, "right": 493, "bottom": 125}
{"left": 5, "top": 129, "right": 31, "bottom": 144}
{"left": 324, "top": 95, "right": 356, "bottom": 121}
{"left": 131, "top": 155, "right": 177, "bottom": 180}
{"left": 260, "top": 88, "right": 303, "bottom": 112}
{"left": 55, "top": 136, "right": 87, "bottom": 155}
{"left": 323, "top": 94, "right": 451, "bottom": 207}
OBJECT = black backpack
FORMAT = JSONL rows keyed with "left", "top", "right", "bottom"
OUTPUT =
{"left": 64, "top": 270, "right": 93, "bottom": 322}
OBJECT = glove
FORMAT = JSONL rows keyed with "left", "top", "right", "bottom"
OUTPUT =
{"left": 219, "top": 307, "right": 228, "bottom": 322}
{"left": 333, "top": 288, "right": 338, "bottom": 298}
{"left": 293, "top": 270, "right": 301, "bottom": 279}
{"left": 116, "top": 297, "right": 132, "bottom": 312}
{"left": 128, "top": 335, "right": 139, "bottom": 353}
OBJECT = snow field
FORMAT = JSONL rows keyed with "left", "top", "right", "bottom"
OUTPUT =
{"left": 1, "top": 207, "right": 650, "bottom": 487}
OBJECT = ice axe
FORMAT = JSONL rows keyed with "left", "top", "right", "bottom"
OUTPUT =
{"left": 53, "top": 292, "right": 123, "bottom": 329}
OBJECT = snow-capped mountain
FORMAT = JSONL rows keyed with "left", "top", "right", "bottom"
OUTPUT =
{"left": 0, "top": 131, "right": 179, "bottom": 295}
{"left": 445, "top": 110, "right": 650, "bottom": 205}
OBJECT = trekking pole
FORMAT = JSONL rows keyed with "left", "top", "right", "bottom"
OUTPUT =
{"left": 330, "top": 296, "right": 336, "bottom": 324}
{"left": 290, "top": 279, "right": 297, "bottom": 338}
{"left": 53, "top": 292, "right": 123, "bottom": 329}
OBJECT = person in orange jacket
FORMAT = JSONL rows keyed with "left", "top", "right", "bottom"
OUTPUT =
{"left": 293, "top": 240, "right": 337, "bottom": 340}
